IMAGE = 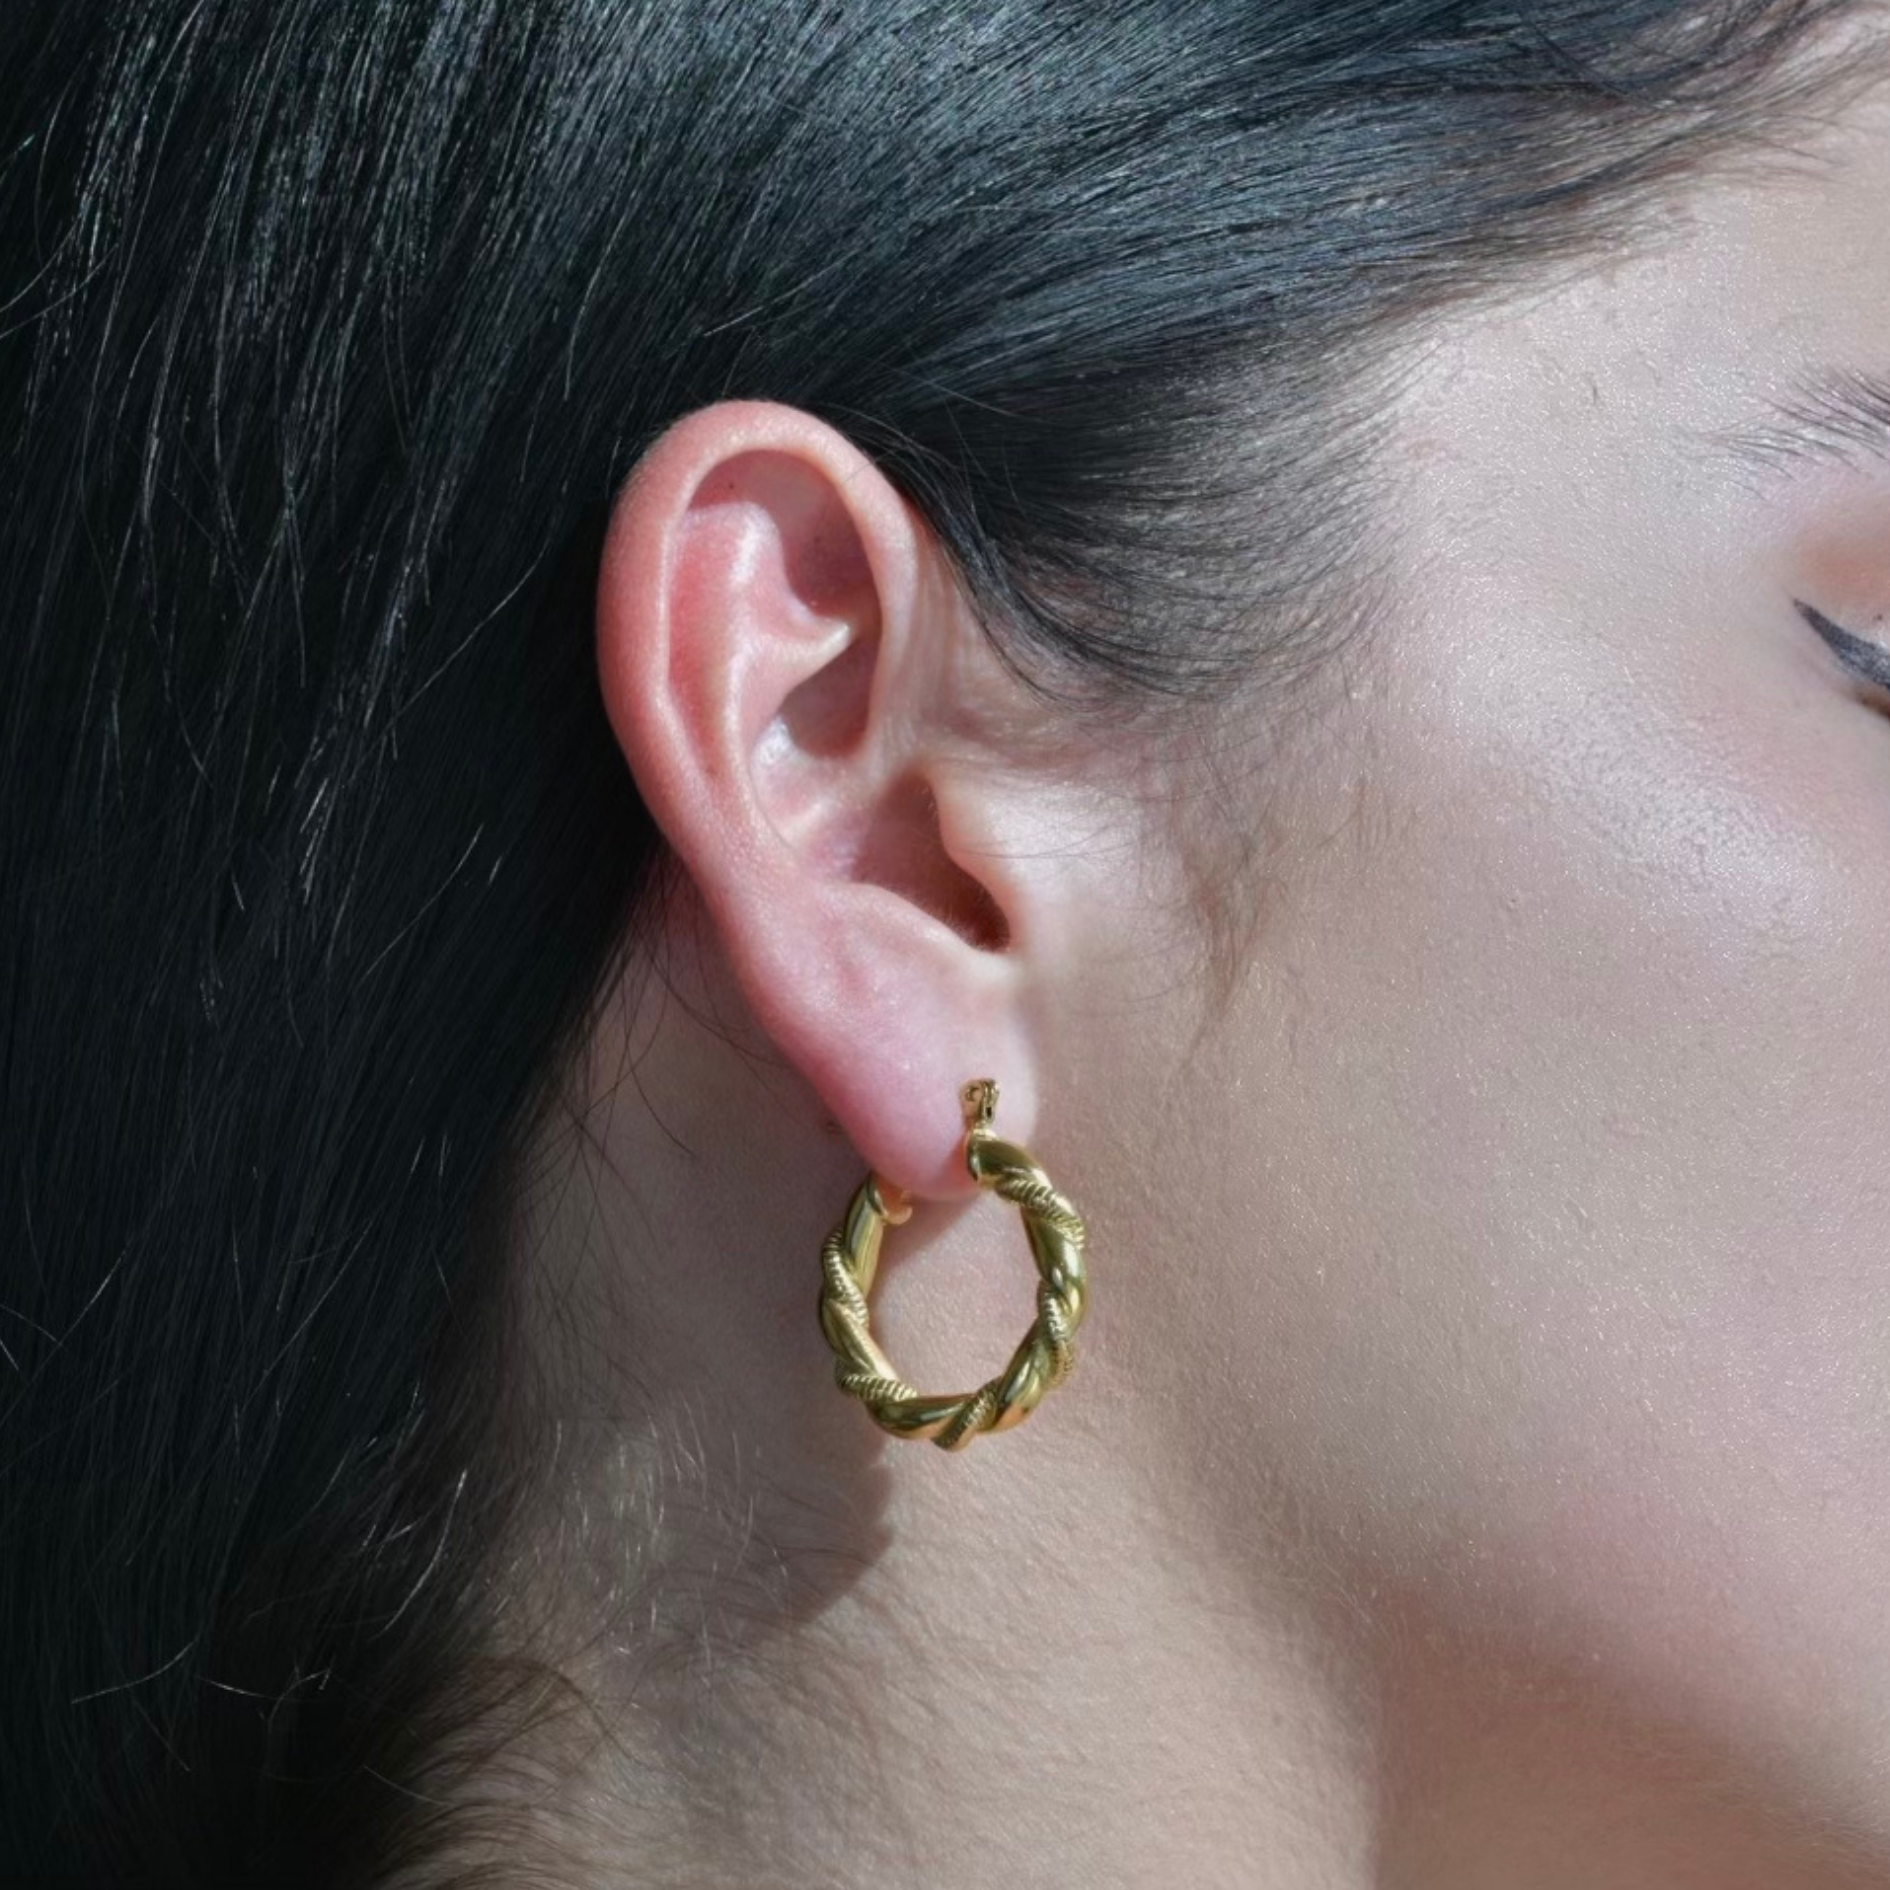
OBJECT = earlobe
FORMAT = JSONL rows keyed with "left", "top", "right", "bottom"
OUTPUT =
{"left": 594, "top": 401, "right": 1042, "bottom": 1195}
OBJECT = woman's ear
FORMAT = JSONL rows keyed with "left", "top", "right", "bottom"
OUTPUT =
{"left": 594, "top": 400, "right": 1049, "bottom": 1196}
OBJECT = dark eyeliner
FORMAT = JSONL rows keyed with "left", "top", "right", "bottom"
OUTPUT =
{"left": 1795, "top": 599, "right": 1890, "bottom": 695}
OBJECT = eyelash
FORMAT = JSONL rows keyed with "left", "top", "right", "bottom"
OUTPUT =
{"left": 1796, "top": 600, "right": 1890, "bottom": 698}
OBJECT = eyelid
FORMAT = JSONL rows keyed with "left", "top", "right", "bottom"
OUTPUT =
{"left": 1796, "top": 599, "right": 1890, "bottom": 696}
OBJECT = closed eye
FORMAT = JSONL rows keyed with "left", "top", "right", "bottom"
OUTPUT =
{"left": 1796, "top": 599, "right": 1890, "bottom": 699}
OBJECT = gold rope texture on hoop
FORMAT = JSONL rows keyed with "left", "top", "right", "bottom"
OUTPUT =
{"left": 816, "top": 1079, "right": 1089, "bottom": 1451}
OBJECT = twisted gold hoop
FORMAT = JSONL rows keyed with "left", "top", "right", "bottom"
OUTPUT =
{"left": 817, "top": 1079, "right": 1088, "bottom": 1450}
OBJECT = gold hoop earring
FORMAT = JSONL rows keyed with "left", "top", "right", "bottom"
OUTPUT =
{"left": 817, "top": 1079, "right": 1089, "bottom": 1451}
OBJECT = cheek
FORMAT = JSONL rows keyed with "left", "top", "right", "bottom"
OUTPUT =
{"left": 1178, "top": 613, "right": 1890, "bottom": 1710}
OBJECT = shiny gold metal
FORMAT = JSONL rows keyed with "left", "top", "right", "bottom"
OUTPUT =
{"left": 817, "top": 1079, "right": 1089, "bottom": 1450}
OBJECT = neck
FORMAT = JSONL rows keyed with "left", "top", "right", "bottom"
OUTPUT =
{"left": 492, "top": 940, "right": 1374, "bottom": 1888}
{"left": 476, "top": 931, "right": 1889, "bottom": 1889}
{"left": 543, "top": 1308, "right": 1376, "bottom": 1886}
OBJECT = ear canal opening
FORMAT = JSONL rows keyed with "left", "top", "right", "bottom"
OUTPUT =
{"left": 939, "top": 868, "right": 1011, "bottom": 953}
{"left": 850, "top": 771, "right": 1011, "bottom": 953}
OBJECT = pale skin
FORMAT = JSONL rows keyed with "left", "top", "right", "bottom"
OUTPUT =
{"left": 492, "top": 42, "right": 1890, "bottom": 1889}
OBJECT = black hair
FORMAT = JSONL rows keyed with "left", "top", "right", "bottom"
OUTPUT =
{"left": 0, "top": 2, "right": 1863, "bottom": 1881}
